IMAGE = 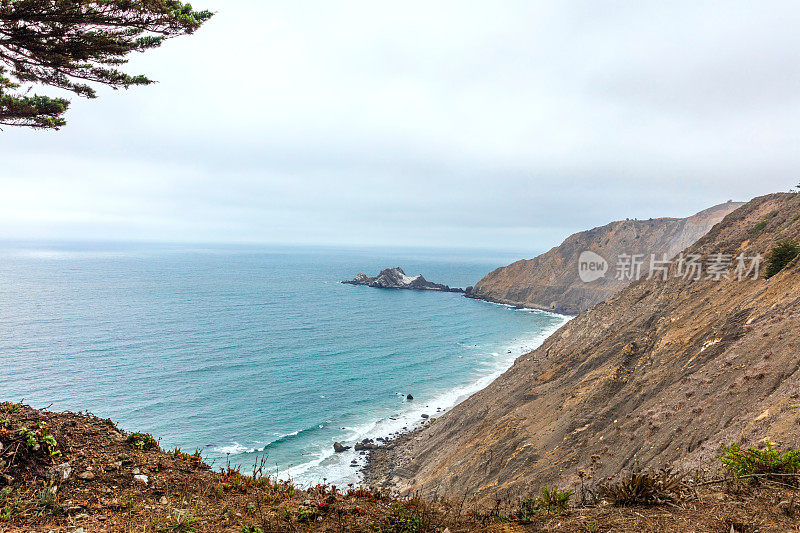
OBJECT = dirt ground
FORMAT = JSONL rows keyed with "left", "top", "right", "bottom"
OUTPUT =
{"left": 1, "top": 404, "right": 799, "bottom": 532}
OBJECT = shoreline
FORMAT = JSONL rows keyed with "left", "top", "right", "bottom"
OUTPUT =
{"left": 358, "top": 308, "right": 572, "bottom": 488}
{"left": 281, "top": 307, "right": 571, "bottom": 487}
{"left": 463, "top": 291, "right": 578, "bottom": 317}
{"left": 361, "top": 417, "right": 426, "bottom": 489}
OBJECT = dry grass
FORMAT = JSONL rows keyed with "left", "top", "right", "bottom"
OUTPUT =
{"left": 599, "top": 467, "right": 690, "bottom": 506}
{"left": 2, "top": 404, "right": 800, "bottom": 532}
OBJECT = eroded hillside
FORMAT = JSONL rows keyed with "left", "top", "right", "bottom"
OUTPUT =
{"left": 469, "top": 201, "right": 743, "bottom": 314}
{"left": 368, "top": 193, "right": 800, "bottom": 506}
{"left": 2, "top": 403, "right": 800, "bottom": 532}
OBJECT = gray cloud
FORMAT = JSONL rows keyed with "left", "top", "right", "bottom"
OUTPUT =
{"left": 1, "top": 0, "right": 799, "bottom": 251}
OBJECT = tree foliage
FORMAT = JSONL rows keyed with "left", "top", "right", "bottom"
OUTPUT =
{"left": 0, "top": 0, "right": 212, "bottom": 129}
{"left": 764, "top": 241, "right": 800, "bottom": 279}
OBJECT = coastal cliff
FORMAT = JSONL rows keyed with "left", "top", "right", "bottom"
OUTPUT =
{"left": 367, "top": 193, "right": 800, "bottom": 506}
{"left": 343, "top": 267, "right": 464, "bottom": 292}
{"left": 2, "top": 403, "right": 796, "bottom": 531}
{"left": 469, "top": 201, "right": 743, "bottom": 315}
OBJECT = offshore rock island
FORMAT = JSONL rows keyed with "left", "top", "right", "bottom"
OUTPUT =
{"left": 4, "top": 194, "right": 800, "bottom": 532}
{"left": 342, "top": 266, "right": 465, "bottom": 292}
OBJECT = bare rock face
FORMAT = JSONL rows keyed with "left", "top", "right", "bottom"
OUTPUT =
{"left": 333, "top": 442, "right": 349, "bottom": 453}
{"left": 367, "top": 193, "right": 800, "bottom": 507}
{"left": 468, "top": 202, "right": 744, "bottom": 315}
{"left": 342, "top": 267, "right": 464, "bottom": 293}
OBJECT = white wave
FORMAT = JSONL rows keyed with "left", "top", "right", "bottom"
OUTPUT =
{"left": 212, "top": 442, "right": 255, "bottom": 455}
{"left": 287, "top": 310, "right": 571, "bottom": 487}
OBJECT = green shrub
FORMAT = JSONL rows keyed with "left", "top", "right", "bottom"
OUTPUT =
{"left": 127, "top": 432, "right": 158, "bottom": 451}
{"left": 297, "top": 508, "right": 319, "bottom": 522}
{"left": 749, "top": 221, "right": 768, "bottom": 234}
{"left": 241, "top": 526, "right": 263, "bottom": 533}
{"left": 517, "top": 485, "right": 573, "bottom": 521}
{"left": 719, "top": 441, "right": 800, "bottom": 483}
{"left": 384, "top": 505, "right": 422, "bottom": 533}
{"left": 6, "top": 426, "right": 60, "bottom": 457}
{"left": 599, "top": 467, "right": 686, "bottom": 506}
{"left": 0, "top": 401, "right": 22, "bottom": 414}
{"left": 40, "top": 434, "right": 61, "bottom": 456}
{"left": 764, "top": 241, "right": 800, "bottom": 278}
{"left": 17, "top": 427, "right": 38, "bottom": 447}
{"left": 168, "top": 447, "right": 202, "bottom": 463}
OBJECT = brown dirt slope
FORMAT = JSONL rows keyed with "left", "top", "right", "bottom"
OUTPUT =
{"left": 3, "top": 404, "right": 800, "bottom": 532}
{"left": 368, "top": 193, "right": 800, "bottom": 507}
{"left": 0, "top": 404, "right": 483, "bottom": 532}
{"left": 469, "top": 201, "right": 743, "bottom": 315}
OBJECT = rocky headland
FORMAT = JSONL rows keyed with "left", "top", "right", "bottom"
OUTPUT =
{"left": 366, "top": 192, "right": 800, "bottom": 507}
{"left": 468, "top": 201, "right": 744, "bottom": 315}
{"left": 342, "top": 267, "right": 464, "bottom": 292}
{"left": 4, "top": 195, "right": 800, "bottom": 531}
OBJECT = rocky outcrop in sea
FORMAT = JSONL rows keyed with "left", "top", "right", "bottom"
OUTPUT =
{"left": 342, "top": 267, "right": 464, "bottom": 292}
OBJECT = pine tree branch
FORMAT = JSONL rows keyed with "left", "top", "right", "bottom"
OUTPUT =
{"left": 0, "top": 0, "right": 212, "bottom": 129}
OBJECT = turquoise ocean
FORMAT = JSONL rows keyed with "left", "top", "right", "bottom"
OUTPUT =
{"left": 0, "top": 243, "right": 568, "bottom": 486}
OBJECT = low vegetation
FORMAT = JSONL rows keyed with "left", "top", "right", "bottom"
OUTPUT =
{"left": 750, "top": 220, "right": 768, "bottom": 234}
{"left": 37, "top": 485, "right": 62, "bottom": 516}
{"left": 377, "top": 505, "right": 424, "bottom": 532}
{"left": 0, "top": 401, "right": 22, "bottom": 414}
{"left": 479, "top": 485, "right": 574, "bottom": 525}
{"left": 168, "top": 447, "right": 203, "bottom": 464}
{"left": 599, "top": 466, "right": 687, "bottom": 506}
{"left": 749, "top": 209, "right": 781, "bottom": 235}
{"left": 516, "top": 485, "right": 573, "bottom": 521}
{"left": 127, "top": 431, "right": 159, "bottom": 451}
{"left": 719, "top": 440, "right": 800, "bottom": 483}
{"left": 159, "top": 509, "right": 199, "bottom": 532}
{"left": 2, "top": 404, "right": 800, "bottom": 531}
{"left": 764, "top": 241, "right": 800, "bottom": 278}
{"left": 0, "top": 487, "right": 23, "bottom": 523}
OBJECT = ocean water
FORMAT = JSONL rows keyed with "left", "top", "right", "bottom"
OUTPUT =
{"left": 0, "top": 242, "right": 568, "bottom": 486}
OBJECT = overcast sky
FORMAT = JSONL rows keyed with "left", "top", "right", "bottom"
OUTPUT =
{"left": 1, "top": 1, "right": 799, "bottom": 252}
